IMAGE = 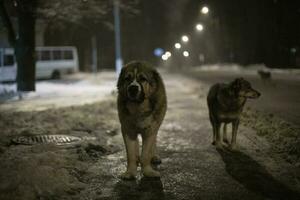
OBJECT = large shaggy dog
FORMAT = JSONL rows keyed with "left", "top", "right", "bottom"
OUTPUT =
{"left": 117, "top": 61, "right": 167, "bottom": 179}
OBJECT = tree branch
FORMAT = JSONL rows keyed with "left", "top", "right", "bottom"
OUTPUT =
{"left": 0, "top": 0, "right": 17, "bottom": 47}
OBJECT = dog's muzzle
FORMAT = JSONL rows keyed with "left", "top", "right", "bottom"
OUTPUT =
{"left": 247, "top": 90, "right": 261, "bottom": 99}
{"left": 127, "top": 81, "right": 142, "bottom": 100}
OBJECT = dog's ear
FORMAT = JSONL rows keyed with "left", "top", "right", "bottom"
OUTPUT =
{"left": 152, "top": 69, "right": 160, "bottom": 84}
{"left": 117, "top": 67, "right": 126, "bottom": 90}
{"left": 231, "top": 77, "right": 243, "bottom": 91}
{"left": 149, "top": 68, "right": 162, "bottom": 95}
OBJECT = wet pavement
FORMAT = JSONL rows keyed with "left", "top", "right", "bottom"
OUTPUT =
{"left": 0, "top": 71, "right": 299, "bottom": 200}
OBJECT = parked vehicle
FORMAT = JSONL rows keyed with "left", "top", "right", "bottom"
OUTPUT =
{"left": 0, "top": 46, "right": 79, "bottom": 82}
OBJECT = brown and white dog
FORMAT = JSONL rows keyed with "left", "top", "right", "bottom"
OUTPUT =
{"left": 117, "top": 61, "right": 167, "bottom": 179}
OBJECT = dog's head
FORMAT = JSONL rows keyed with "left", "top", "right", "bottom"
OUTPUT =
{"left": 230, "top": 78, "right": 261, "bottom": 99}
{"left": 117, "top": 61, "right": 159, "bottom": 103}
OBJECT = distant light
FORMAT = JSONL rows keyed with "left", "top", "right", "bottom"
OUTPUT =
{"left": 182, "top": 35, "right": 189, "bottom": 42}
{"left": 175, "top": 43, "right": 181, "bottom": 49}
{"left": 291, "top": 48, "right": 297, "bottom": 54}
{"left": 196, "top": 24, "right": 204, "bottom": 31}
{"left": 165, "top": 51, "right": 172, "bottom": 57}
{"left": 154, "top": 48, "right": 164, "bottom": 57}
{"left": 183, "top": 51, "right": 189, "bottom": 57}
{"left": 201, "top": 6, "right": 209, "bottom": 14}
{"left": 162, "top": 54, "right": 168, "bottom": 60}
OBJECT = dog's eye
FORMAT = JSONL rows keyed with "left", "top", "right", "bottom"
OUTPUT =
{"left": 124, "top": 75, "right": 132, "bottom": 81}
{"left": 139, "top": 75, "right": 148, "bottom": 82}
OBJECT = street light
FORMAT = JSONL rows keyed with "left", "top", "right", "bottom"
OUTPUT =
{"left": 175, "top": 43, "right": 181, "bottom": 49}
{"left": 181, "top": 35, "right": 189, "bottom": 42}
{"left": 196, "top": 23, "right": 204, "bottom": 31}
{"left": 201, "top": 6, "right": 209, "bottom": 14}
{"left": 165, "top": 51, "right": 172, "bottom": 57}
{"left": 162, "top": 54, "right": 168, "bottom": 61}
{"left": 183, "top": 51, "right": 189, "bottom": 57}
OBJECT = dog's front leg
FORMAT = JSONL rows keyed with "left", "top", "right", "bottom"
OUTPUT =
{"left": 230, "top": 120, "right": 240, "bottom": 150}
{"left": 215, "top": 122, "right": 223, "bottom": 149}
{"left": 223, "top": 123, "right": 229, "bottom": 144}
{"left": 121, "top": 130, "right": 138, "bottom": 180}
{"left": 151, "top": 142, "right": 162, "bottom": 165}
{"left": 141, "top": 130, "right": 160, "bottom": 177}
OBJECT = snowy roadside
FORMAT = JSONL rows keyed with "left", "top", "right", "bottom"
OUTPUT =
{"left": 0, "top": 71, "right": 117, "bottom": 112}
{"left": 192, "top": 63, "right": 300, "bottom": 77}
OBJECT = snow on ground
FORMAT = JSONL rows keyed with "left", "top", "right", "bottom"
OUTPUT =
{"left": 0, "top": 71, "right": 117, "bottom": 112}
{"left": 193, "top": 63, "right": 300, "bottom": 78}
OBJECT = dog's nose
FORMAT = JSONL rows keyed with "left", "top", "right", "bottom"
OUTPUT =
{"left": 128, "top": 85, "right": 139, "bottom": 96}
{"left": 257, "top": 92, "right": 261, "bottom": 97}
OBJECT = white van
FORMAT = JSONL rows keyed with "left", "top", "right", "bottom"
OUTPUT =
{"left": 0, "top": 46, "right": 79, "bottom": 82}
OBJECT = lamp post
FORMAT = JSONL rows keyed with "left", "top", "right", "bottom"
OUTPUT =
{"left": 114, "top": 0, "right": 123, "bottom": 76}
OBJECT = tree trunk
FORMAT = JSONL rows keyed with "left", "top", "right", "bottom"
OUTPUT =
{"left": 15, "top": 0, "right": 37, "bottom": 91}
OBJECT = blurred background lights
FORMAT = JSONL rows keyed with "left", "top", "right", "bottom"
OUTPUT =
{"left": 182, "top": 35, "right": 189, "bottom": 42}
{"left": 175, "top": 43, "right": 181, "bottom": 49}
{"left": 153, "top": 48, "right": 164, "bottom": 57}
{"left": 162, "top": 54, "right": 168, "bottom": 60}
{"left": 183, "top": 51, "right": 189, "bottom": 57}
{"left": 165, "top": 51, "right": 171, "bottom": 57}
{"left": 201, "top": 6, "right": 209, "bottom": 14}
{"left": 196, "top": 24, "right": 204, "bottom": 31}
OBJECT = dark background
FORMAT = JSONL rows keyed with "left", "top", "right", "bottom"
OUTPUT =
{"left": 2, "top": 0, "right": 300, "bottom": 70}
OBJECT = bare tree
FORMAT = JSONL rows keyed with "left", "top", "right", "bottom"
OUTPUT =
{"left": 0, "top": 0, "right": 139, "bottom": 92}
{"left": 0, "top": 0, "right": 37, "bottom": 91}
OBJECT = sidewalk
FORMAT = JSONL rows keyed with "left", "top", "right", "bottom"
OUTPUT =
{"left": 0, "top": 71, "right": 299, "bottom": 200}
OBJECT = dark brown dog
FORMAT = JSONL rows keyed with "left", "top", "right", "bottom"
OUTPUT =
{"left": 207, "top": 78, "right": 260, "bottom": 150}
{"left": 117, "top": 61, "right": 167, "bottom": 179}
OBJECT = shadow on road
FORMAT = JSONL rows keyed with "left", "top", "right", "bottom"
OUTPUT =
{"left": 218, "top": 149, "right": 300, "bottom": 200}
{"left": 113, "top": 177, "right": 165, "bottom": 200}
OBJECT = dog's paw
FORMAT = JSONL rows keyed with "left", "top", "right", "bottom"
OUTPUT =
{"left": 142, "top": 166, "right": 160, "bottom": 178}
{"left": 151, "top": 155, "right": 162, "bottom": 165}
{"left": 120, "top": 170, "right": 137, "bottom": 180}
{"left": 215, "top": 142, "right": 224, "bottom": 150}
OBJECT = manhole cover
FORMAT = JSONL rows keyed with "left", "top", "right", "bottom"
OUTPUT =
{"left": 12, "top": 135, "right": 82, "bottom": 145}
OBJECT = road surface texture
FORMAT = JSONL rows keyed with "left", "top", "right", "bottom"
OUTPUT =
{"left": 0, "top": 70, "right": 299, "bottom": 200}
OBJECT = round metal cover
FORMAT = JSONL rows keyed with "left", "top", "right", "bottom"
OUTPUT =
{"left": 12, "top": 134, "right": 82, "bottom": 145}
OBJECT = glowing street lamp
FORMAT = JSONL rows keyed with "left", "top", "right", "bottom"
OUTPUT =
{"left": 162, "top": 54, "right": 168, "bottom": 61}
{"left": 165, "top": 51, "right": 171, "bottom": 57}
{"left": 181, "top": 35, "right": 189, "bottom": 42}
{"left": 183, "top": 51, "right": 189, "bottom": 57}
{"left": 175, "top": 43, "right": 181, "bottom": 49}
{"left": 196, "top": 23, "right": 204, "bottom": 31}
{"left": 201, "top": 6, "right": 209, "bottom": 14}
